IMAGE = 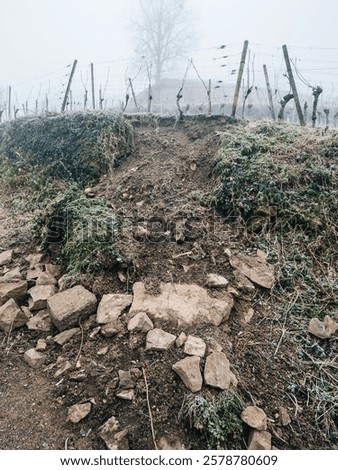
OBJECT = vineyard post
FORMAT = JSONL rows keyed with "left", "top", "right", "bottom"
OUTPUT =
{"left": 91, "top": 62, "right": 96, "bottom": 109}
{"left": 282, "top": 45, "right": 305, "bottom": 126}
{"left": 208, "top": 79, "right": 211, "bottom": 115}
{"left": 263, "top": 64, "right": 275, "bottom": 120}
{"left": 231, "top": 40, "right": 249, "bottom": 117}
{"left": 8, "top": 86, "right": 12, "bottom": 120}
{"left": 61, "top": 59, "right": 77, "bottom": 112}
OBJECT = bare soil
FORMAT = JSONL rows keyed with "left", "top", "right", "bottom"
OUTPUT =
{"left": 0, "top": 117, "right": 337, "bottom": 450}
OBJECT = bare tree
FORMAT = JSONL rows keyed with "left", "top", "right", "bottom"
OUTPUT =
{"left": 134, "top": 0, "right": 192, "bottom": 84}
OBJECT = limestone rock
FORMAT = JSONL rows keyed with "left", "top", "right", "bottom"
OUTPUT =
{"left": 308, "top": 316, "right": 338, "bottom": 339}
{"left": 101, "top": 321, "right": 124, "bottom": 337}
{"left": 206, "top": 273, "right": 228, "bottom": 288}
{"left": 145, "top": 328, "right": 176, "bottom": 351}
{"left": 0, "top": 299, "right": 30, "bottom": 333}
{"left": 47, "top": 285, "right": 97, "bottom": 331}
{"left": 54, "top": 360, "right": 72, "bottom": 378}
{"left": 1, "top": 267, "right": 23, "bottom": 282}
{"left": 248, "top": 430, "right": 272, "bottom": 450}
{"left": 53, "top": 328, "right": 80, "bottom": 346}
{"left": 35, "top": 339, "right": 47, "bottom": 351}
{"left": 96, "top": 294, "right": 133, "bottom": 324}
{"left": 230, "top": 253, "right": 275, "bottom": 289}
{"left": 129, "top": 282, "right": 233, "bottom": 328}
{"left": 68, "top": 403, "right": 92, "bottom": 423}
{"left": 25, "top": 253, "right": 44, "bottom": 267}
{"left": 97, "top": 346, "right": 108, "bottom": 356}
{"left": 279, "top": 406, "right": 291, "bottom": 426}
{"left": 36, "top": 272, "right": 58, "bottom": 286}
{"left": 234, "top": 270, "right": 256, "bottom": 291}
{"left": 204, "top": 352, "right": 231, "bottom": 390}
{"left": 158, "top": 435, "right": 183, "bottom": 450}
{"left": 134, "top": 225, "right": 150, "bottom": 241}
{"left": 241, "top": 406, "right": 268, "bottom": 431}
{"left": 175, "top": 332, "right": 187, "bottom": 348}
{"left": 45, "top": 263, "right": 61, "bottom": 279}
{"left": 116, "top": 389, "right": 134, "bottom": 401}
{"left": 99, "top": 416, "right": 129, "bottom": 450}
{"left": 183, "top": 335, "right": 206, "bottom": 357}
{"left": 26, "top": 310, "right": 51, "bottom": 331}
{"left": 28, "top": 285, "right": 58, "bottom": 311}
{"left": 0, "top": 249, "right": 13, "bottom": 266}
{"left": 118, "top": 370, "right": 134, "bottom": 389}
{"left": 0, "top": 280, "right": 27, "bottom": 306}
{"left": 26, "top": 265, "right": 44, "bottom": 280}
{"left": 127, "top": 312, "right": 153, "bottom": 332}
{"left": 172, "top": 356, "right": 203, "bottom": 393}
{"left": 84, "top": 187, "right": 97, "bottom": 198}
{"left": 23, "top": 348, "right": 47, "bottom": 368}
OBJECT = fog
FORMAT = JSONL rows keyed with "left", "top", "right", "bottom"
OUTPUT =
{"left": 2, "top": 0, "right": 338, "bottom": 117}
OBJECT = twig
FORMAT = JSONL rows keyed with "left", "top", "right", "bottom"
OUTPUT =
{"left": 75, "top": 320, "right": 84, "bottom": 365}
{"left": 142, "top": 366, "right": 158, "bottom": 450}
{"left": 172, "top": 251, "right": 193, "bottom": 259}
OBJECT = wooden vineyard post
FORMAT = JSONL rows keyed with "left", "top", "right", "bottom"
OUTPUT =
{"left": 263, "top": 64, "right": 276, "bottom": 120}
{"left": 61, "top": 60, "right": 77, "bottom": 112}
{"left": 91, "top": 62, "right": 96, "bottom": 110}
{"left": 8, "top": 86, "right": 12, "bottom": 120}
{"left": 147, "top": 84, "right": 152, "bottom": 113}
{"left": 282, "top": 45, "right": 305, "bottom": 126}
{"left": 208, "top": 79, "right": 211, "bottom": 115}
{"left": 231, "top": 40, "right": 249, "bottom": 117}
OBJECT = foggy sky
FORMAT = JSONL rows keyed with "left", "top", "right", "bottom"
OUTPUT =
{"left": 2, "top": 0, "right": 338, "bottom": 84}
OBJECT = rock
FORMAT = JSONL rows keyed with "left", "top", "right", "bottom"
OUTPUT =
{"left": 25, "top": 253, "right": 44, "bottom": 267}
{"left": 308, "top": 316, "right": 338, "bottom": 339}
{"left": 204, "top": 352, "right": 231, "bottom": 390}
{"left": 279, "top": 406, "right": 291, "bottom": 426}
{"left": 84, "top": 187, "right": 97, "bottom": 198}
{"left": 28, "top": 285, "right": 58, "bottom": 311}
{"left": 68, "top": 403, "right": 92, "bottom": 423}
{"left": 256, "top": 249, "right": 268, "bottom": 262}
{"left": 230, "top": 253, "right": 275, "bottom": 289}
{"left": 26, "top": 310, "right": 51, "bottom": 331}
{"left": 99, "top": 416, "right": 129, "bottom": 450}
{"left": 0, "top": 299, "right": 30, "bottom": 332}
{"left": 183, "top": 335, "right": 206, "bottom": 357}
{"left": 172, "top": 356, "right": 203, "bottom": 393}
{"left": 134, "top": 225, "right": 150, "bottom": 240}
{"left": 47, "top": 285, "right": 97, "bottom": 331}
{"left": 234, "top": 270, "right": 256, "bottom": 291}
{"left": 118, "top": 370, "right": 134, "bottom": 389}
{"left": 0, "top": 280, "right": 27, "bottom": 306}
{"left": 146, "top": 328, "right": 176, "bottom": 351}
{"left": 36, "top": 272, "right": 58, "bottom": 286}
{"left": 129, "top": 282, "right": 233, "bottom": 328}
{"left": 237, "top": 302, "right": 255, "bottom": 324}
{"left": 23, "top": 348, "right": 47, "bottom": 368}
{"left": 175, "top": 332, "right": 187, "bottom": 348}
{"left": 97, "top": 346, "right": 109, "bottom": 356}
{"left": 96, "top": 294, "right": 133, "bottom": 324}
{"left": 158, "top": 435, "right": 183, "bottom": 450}
{"left": 241, "top": 406, "right": 268, "bottom": 431}
{"left": 248, "top": 430, "right": 272, "bottom": 450}
{"left": 229, "top": 371, "right": 239, "bottom": 388}
{"left": 54, "top": 361, "right": 72, "bottom": 378}
{"left": 53, "top": 328, "right": 80, "bottom": 346}
{"left": 101, "top": 321, "right": 124, "bottom": 337}
{"left": 26, "top": 265, "right": 45, "bottom": 280}
{"left": 227, "top": 286, "right": 240, "bottom": 297}
{"left": 127, "top": 312, "right": 153, "bottom": 332}
{"left": 1, "top": 267, "right": 23, "bottom": 282}
{"left": 35, "top": 339, "right": 47, "bottom": 351}
{"left": 0, "top": 249, "right": 13, "bottom": 266}
{"left": 206, "top": 273, "right": 228, "bottom": 288}
{"left": 116, "top": 389, "right": 134, "bottom": 401}
{"left": 45, "top": 263, "right": 61, "bottom": 279}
